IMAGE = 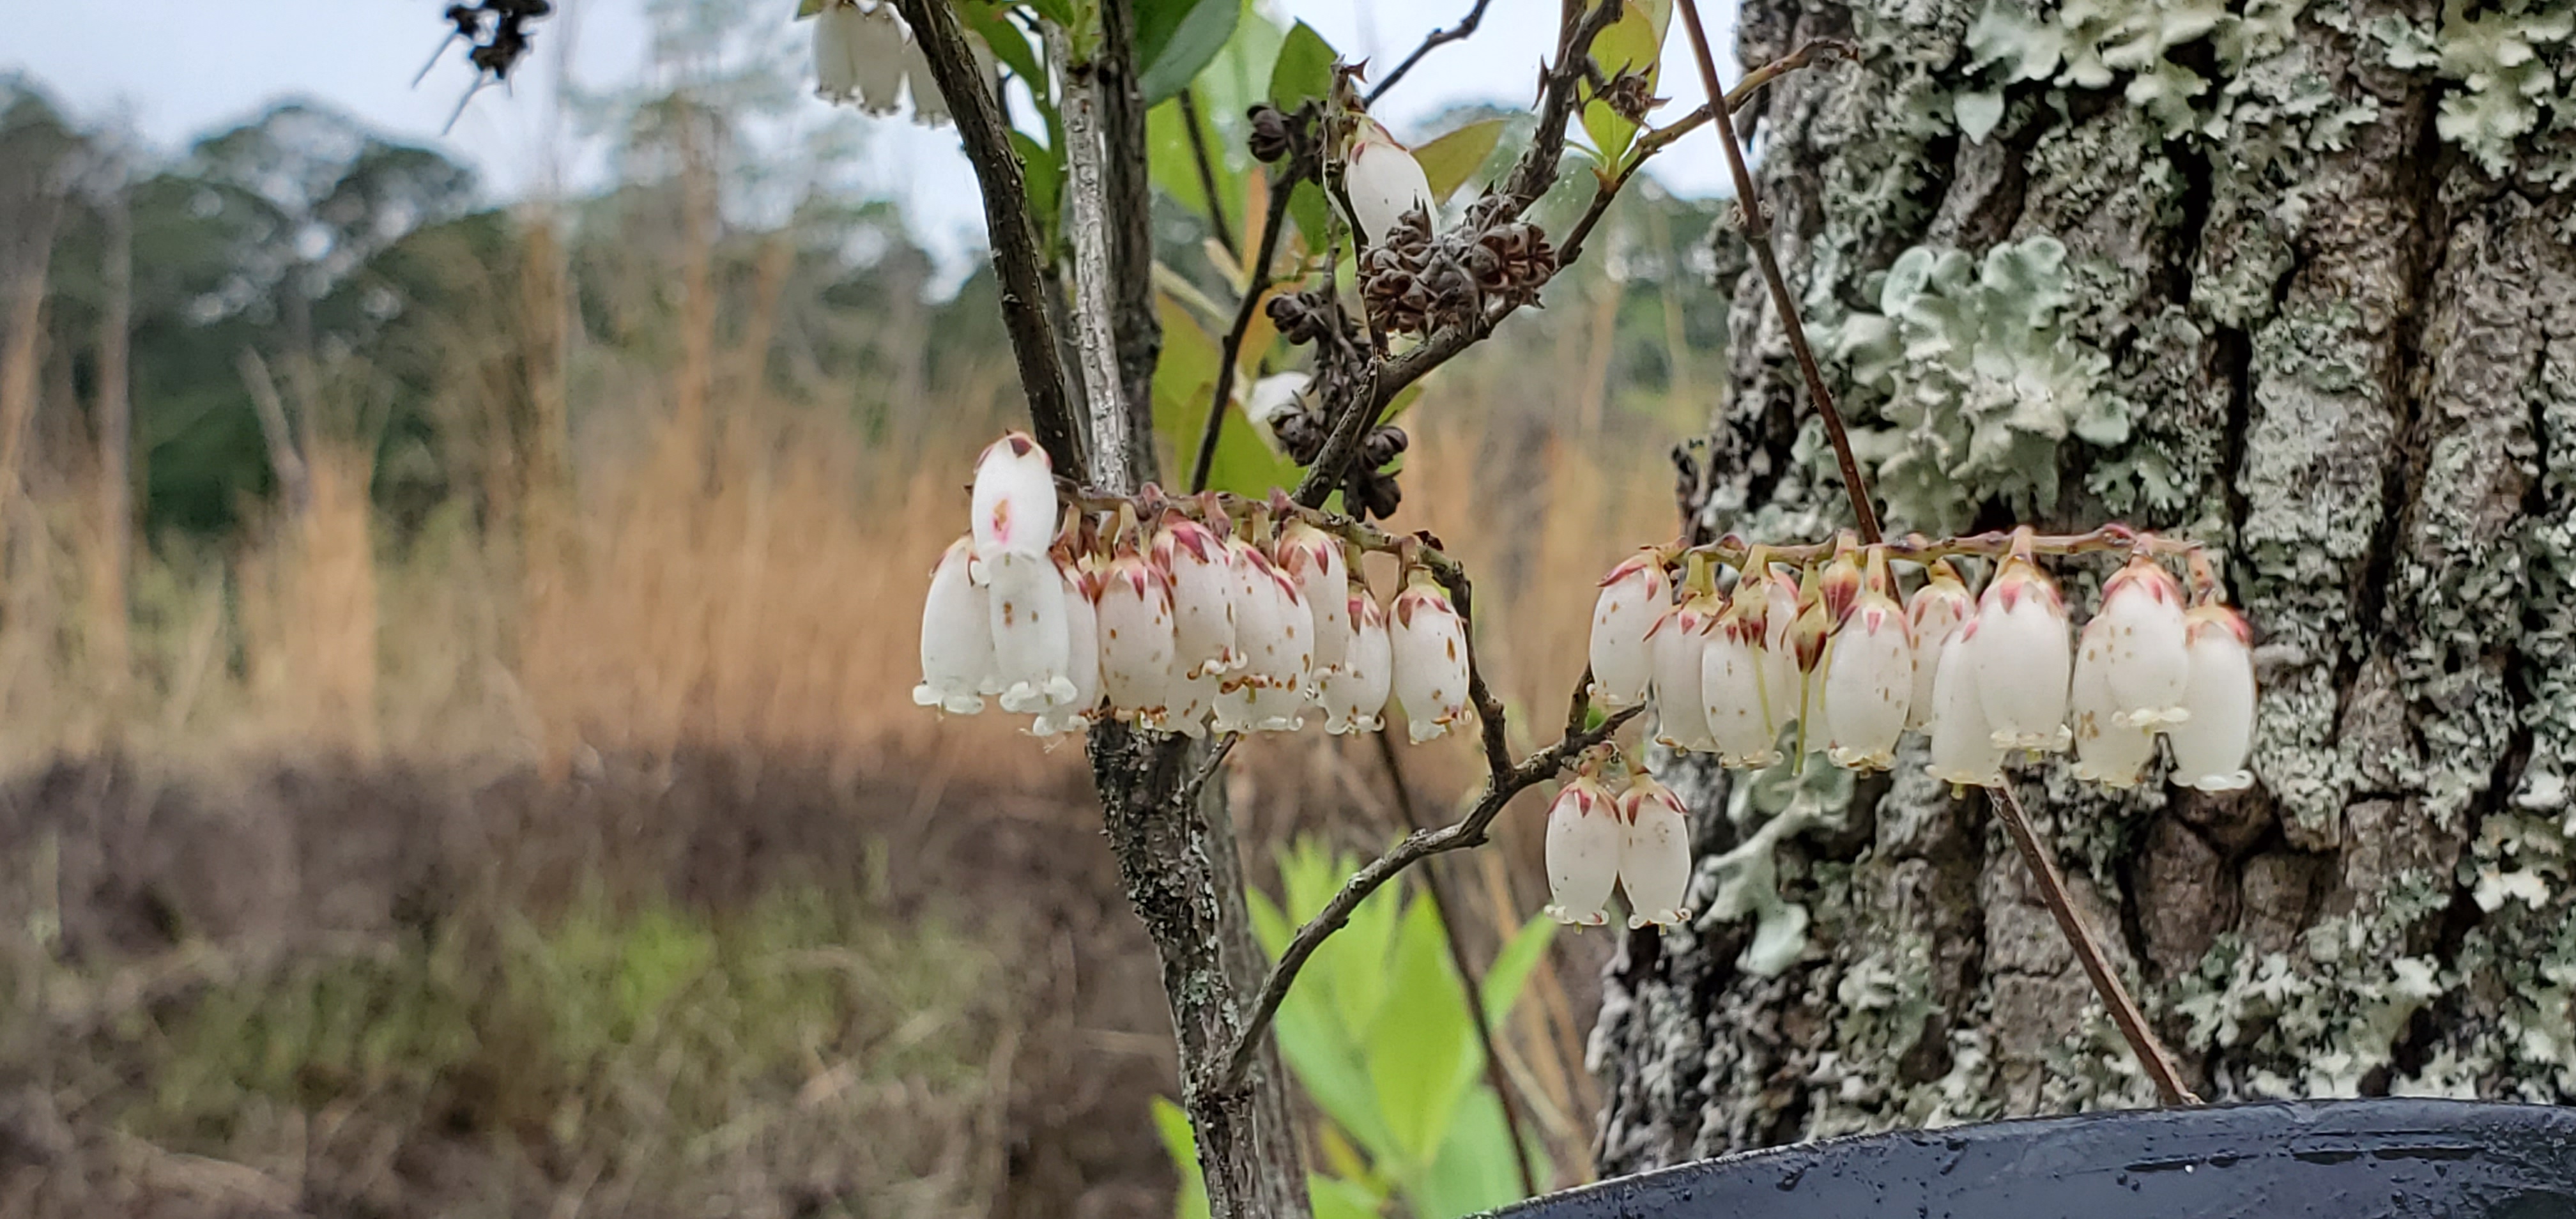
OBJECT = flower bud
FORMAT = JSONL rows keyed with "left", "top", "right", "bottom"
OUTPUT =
{"left": 1966, "top": 533, "right": 2072, "bottom": 752}
{"left": 1344, "top": 116, "right": 1435, "bottom": 247}
{"left": 1701, "top": 594, "right": 1782, "bottom": 768}
{"left": 1619, "top": 778, "right": 1696, "bottom": 930}
{"left": 2071, "top": 613, "right": 2156, "bottom": 787}
{"left": 1318, "top": 594, "right": 1392, "bottom": 734}
{"left": 985, "top": 550, "right": 1076, "bottom": 714}
{"left": 1543, "top": 774, "right": 1621, "bottom": 926}
{"left": 1924, "top": 627, "right": 2006, "bottom": 788}
{"left": 1031, "top": 562, "right": 1101, "bottom": 737}
{"left": 1904, "top": 560, "right": 1974, "bottom": 730}
{"left": 1757, "top": 569, "right": 1804, "bottom": 732}
{"left": 1651, "top": 590, "right": 1724, "bottom": 753}
{"left": 2168, "top": 604, "right": 2257, "bottom": 792}
{"left": 1095, "top": 548, "right": 1175, "bottom": 724}
{"left": 913, "top": 535, "right": 994, "bottom": 714}
{"left": 1389, "top": 569, "right": 1471, "bottom": 742}
{"left": 1273, "top": 522, "right": 1350, "bottom": 673}
{"left": 970, "top": 432, "right": 1057, "bottom": 560}
{"left": 1154, "top": 518, "right": 1238, "bottom": 679}
{"left": 1820, "top": 568, "right": 1912, "bottom": 772}
{"left": 2096, "top": 554, "right": 2192, "bottom": 728}
{"left": 1587, "top": 549, "right": 1669, "bottom": 711}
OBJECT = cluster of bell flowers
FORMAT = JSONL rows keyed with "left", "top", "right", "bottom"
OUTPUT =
{"left": 1585, "top": 529, "right": 2257, "bottom": 793}
{"left": 809, "top": 0, "right": 992, "bottom": 124}
{"left": 1541, "top": 751, "right": 1696, "bottom": 930}
{"left": 913, "top": 433, "right": 1476, "bottom": 742}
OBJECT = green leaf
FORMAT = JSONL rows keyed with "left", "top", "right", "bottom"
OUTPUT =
{"left": 1419, "top": 1086, "right": 1547, "bottom": 1215}
{"left": 1152, "top": 1097, "right": 1214, "bottom": 1219}
{"left": 1146, "top": 97, "right": 1238, "bottom": 236}
{"left": 1268, "top": 20, "right": 1337, "bottom": 110}
{"left": 1579, "top": 2, "right": 1671, "bottom": 165}
{"left": 1411, "top": 117, "right": 1507, "bottom": 204}
{"left": 1365, "top": 897, "right": 1481, "bottom": 1174}
{"left": 1287, "top": 178, "right": 1333, "bottom": 257}
{"left": 795, "top": 0, "right": 824, "bottom": 18}
{"left": 1478, "top": 916, "right": 1557, "bottom": 1032}
{"left": 1310, "top": 1174, "right": 1389, "bottom": 1219}
{"left": 1149, "top": 296, "right": 1301, "bottom": 495}
{"left": 1023, "top": 0, "right": 1077, "bottom": 27}
{"left": 1138, "top": 0, "right": 1245, "bottom": 105}
{"left": 961, "top": 6, "right": 1045, "bottom": 85}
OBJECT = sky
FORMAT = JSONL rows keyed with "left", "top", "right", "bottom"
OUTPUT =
{"left": 4, "top": 0, "right": 1742, "bottom": 273}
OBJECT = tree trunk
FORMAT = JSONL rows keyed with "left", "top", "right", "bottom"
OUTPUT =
{"left": 1597, "top": 0, "right": 2576, "bottom": 1168}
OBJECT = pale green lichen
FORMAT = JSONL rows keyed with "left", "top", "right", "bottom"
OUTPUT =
{"left": 1821, "top": 236, "right": 2126, "bottom": 535}
{"left": 1692, "top": 756, "right": 1855, "bottom": 978}
{"left": 2372, "top": 0, "right": 2576, "bottom": 184}
{"left": 1961, "top": 0, "right": 2321, "bottom": 137}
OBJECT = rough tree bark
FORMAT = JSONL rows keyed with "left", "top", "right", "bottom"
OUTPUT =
{"left": 1597, "top": 0, "right": 2576, "bottom": 1166}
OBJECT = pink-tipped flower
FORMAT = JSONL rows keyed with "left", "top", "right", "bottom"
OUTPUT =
{"left": 1319, "top": 594, "right": 1392, "bottom": 734}
{"left": 1163, "top": 668, "right": 1217, "bottom": 739}
{"left": 2168, "top": 605, "right": 2256, "bottom": 792}
{"left": 914, "top": 535, "right": 993, "bottom": 714}
{"left": 969, "top": 432, "right": 1056, "bottom": 560}
{"left": 985, "top": 550, "right": 1075, "bottom": 714}
{"left": 1588, "top": 549, "right": 1670, "bottom": 711}
{"left": 1031, "top": 562, "right": 1101, "bottom": 737}
{"left": 1273, "top": 522, "right": 1351, "bottom": 673}
{"left": 2071, "top": 613, "right": 2156, "bottom": 787}
{"left": 1924, "top": 626, "right": 2005, "bottom": 789}
{"left": 1209, "top": 542, "right": 1267, "bottom": 734}
{"left": 1619, "top": 778, "right": 1696, "bottom": 930}
{"left": 1966, "top": 533, "right": 2073, "bottom": 752}
{"left": 1344, "top": 116, "right": 1436, "bottom": 247}
{"left": 1389, "top": 569, "right": 1471, "bottom": 742}
{"left": 1543, "top": 772, "right": 1621, "bottom": 926}
{"left": 1758, "top": 569, "right": 1805, "bottom": 733}
{"left": 1700, "top": 592, "right": 1783, "bottom": 768}
{"left": 1904, "top": 560, "right": 1974, "bottom": 730}
{"left": 1652, "top": 590, "right": 1725, "bottom": 753}
{"left": 2096, "top": 554, "right": 2193, "bottom": 728}
{"left": 1096, "top": 548, "right": 1176, "bottom": 724}
{"left": 1154, "top": 518, "right": 1238, "bottom": 680}
{"left": 1820, "top": 553, "right": 1912, "bottom": 771}
{"left": 1240, "top": 550, "right": 1314, "bottom": 732}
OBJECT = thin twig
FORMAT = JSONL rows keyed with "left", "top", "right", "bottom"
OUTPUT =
{"left": 894, "top": 0, "right": 1084, "bottom": 481}
{"left": 1671, "top": 0, "right": 1880, "bottom": 544}
{"left": 1987, "top": 781, "right": 2202, "bottom": 1107}
{"left": 1177, "top": 87, "right": 1239, "bottom": 261}
{"left": 1371, "top": 730, "right": 1541, "bottom": 1199}
{"left": 1211, "top": 675, "right": 1643, "bottom": 1096}
{"left": 1557, "top": 39, "right": 1856, "bottom": 266}
{"left": 1365, "top": 0, "right": 1494, "bottom": 105}
{"left": 1191, "top": 172, "right": 1298, "bottom": 493}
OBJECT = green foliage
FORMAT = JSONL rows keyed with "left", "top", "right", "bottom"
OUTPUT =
{"left": 1137, "top": 0, "right": 1245, "bottom": 105}
{"left": 1151, "top": 296, "right": 1302, "bottom": 493}
{"left": 1413, "top": 118, "right": 1510, "bottom": 204}
{"left": 1155, "top": 838, "right": 1552, "bottom": 1219}
{"left": 1825, "top": 236, "right": 2124, "bottom": 535}
{"left": 2372, "top": 0, "right": 2576, "bottom": 183}
{"left": 1579, "top": 0, "right": 1673, "bottom": 165}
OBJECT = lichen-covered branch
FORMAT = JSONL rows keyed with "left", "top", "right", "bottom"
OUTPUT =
{"left": 1052, "top": 24, "right": 1135, "bottom": 493}
{"left": 893, "top": 0, "right": 1083, "bottom": 482}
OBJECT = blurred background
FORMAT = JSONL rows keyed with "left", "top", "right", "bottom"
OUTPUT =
{"left": 0, "top": 1, "right": 1747, "bottom": 1215}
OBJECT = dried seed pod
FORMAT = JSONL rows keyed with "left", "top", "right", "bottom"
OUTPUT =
{"left": 1246, "top": 103, "right": 1293, "bottom": 163}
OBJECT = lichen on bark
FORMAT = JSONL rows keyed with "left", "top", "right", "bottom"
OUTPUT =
{"left": 1598, "top": 0, "right": 2576, "bottom": 1170}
